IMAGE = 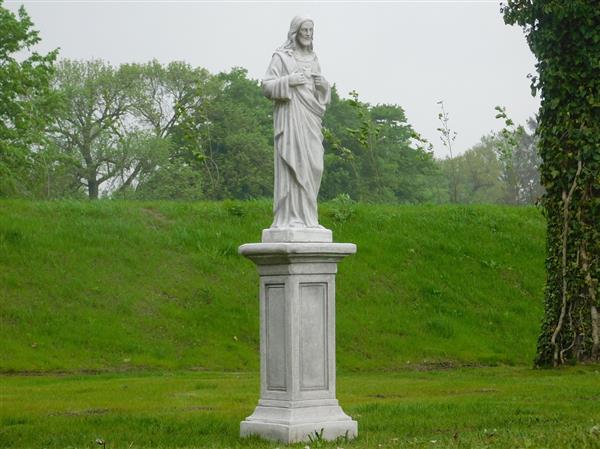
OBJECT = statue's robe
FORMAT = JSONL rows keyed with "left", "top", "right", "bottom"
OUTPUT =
{"left": 262, "top": 50, "right": 331, "bottom": 228}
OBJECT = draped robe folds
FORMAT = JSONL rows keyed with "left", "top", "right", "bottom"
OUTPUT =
{"left": 262, "top": 50, "right": 331, "bottom": 229}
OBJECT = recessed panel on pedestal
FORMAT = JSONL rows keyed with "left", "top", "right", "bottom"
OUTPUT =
{"left": 299, "top": 282, "right": 328, "bottom": 391}
{"left": 265, "top": 284, "right": 286, "bottom": 391}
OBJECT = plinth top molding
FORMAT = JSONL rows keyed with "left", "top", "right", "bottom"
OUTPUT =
{"left": 240, "top": 242, "right": 356, "bottom": 256}
{"left": 239, "top": 242, "right": 356, "bottom": 268}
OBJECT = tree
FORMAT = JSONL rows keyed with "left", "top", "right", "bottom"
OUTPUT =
{"left": 503, "top": 0, "right": 599, "bottom": 366}
{"left": 511, "top": 118, "right": 543, "bottom": 205}
{"left": 323, "top": 90, "right": 439, "bottom": 203}
{"left": 50, "top": 59, "right": 137, "bottom": 199}
{"left": 208, "top": 68, "right": 272, "bottom": 199}
{"left": 118, "top": 134, "right": 202, "bottom": 200}
{"left": 439, "top": 112, "right": 542, "bottom": 206}
{"left": 494, "top": 107, "right": 543, "bottom": 205}
{"left": 436, "top": 101, "right": 459, "bottom": 203}
{"left": 172, "top": 67, "right": 272, "bottom": 200}
{"left": 346, "top": 90, "right": 387, "bottom": 199}
{"left": 440, "top": 136, "right": 506, "bottom": 204}
{"left": 0, "top": 1, "right": 58, "bottom": 196}
{"left": 369, "top": 103, "right": 441, "bottom": 203}
{"left": 321, "top": 86, "right": 362, "bottom": 200}
{"left": 116, "top": 60, "right": 211, "bottom": 195}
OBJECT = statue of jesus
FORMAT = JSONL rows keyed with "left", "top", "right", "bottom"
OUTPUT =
{"left": 262, "top": 16, "right": 331, "bottom": 233}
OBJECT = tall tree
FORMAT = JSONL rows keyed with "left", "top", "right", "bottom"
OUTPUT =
{"left": 0, "top": 1, "right": 57, "bottom": 196}
{"left": 116, "top": 61, "right": 211, "bottom": 194}
{"left": 324, "top": 90, "right": 439, "bottom": 203}
{"left": 321, "top": 86, "right": 362, "bottom": 200}
{"left": 503, "top": 1, "right": 599, "bottom": 365}
{"left": 370, "top": 103, "right": 440, "bottom": 203}
{"left": 50, "top": 60, "right": 137, "bottom": 199}
{"left": 172, "top": 67, "right": 272, "bottom": 200}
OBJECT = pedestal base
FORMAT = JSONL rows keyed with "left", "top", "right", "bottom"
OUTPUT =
{"left": 262, "top": 227, "right": 332, "bottom": 243}
{"left": 240, "top": 400, "right": 357, "bottom": 443}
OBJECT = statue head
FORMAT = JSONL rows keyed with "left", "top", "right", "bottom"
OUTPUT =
{"left": 279, "top": 16, "right": 314, "bottom": 51}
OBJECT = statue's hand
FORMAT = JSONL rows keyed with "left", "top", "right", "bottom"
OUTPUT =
{"left": 289, "top": 73, "right": 307, "bottom": 87}
{"left": 313, "top": 75, "right": 328, "bottom": 89}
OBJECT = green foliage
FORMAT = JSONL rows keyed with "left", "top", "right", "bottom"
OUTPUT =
{"left": 0, "top": 1, "right": 58, "bottom": 197}
{"left": 503, "top": 0, "right": 600, "bottom": 366}
{"left": 0, "top": 50, "right": 461, "bottom": 204}
{"left": 327, "top": 193, "right": 357, "bottom": 224}
{"left": 494, "top": 107, "right": 543, "bottom": 204}
{"left": 49, "top": 59, "right": 139, "bottom": 199}
{"left": 127, "top": 158, "right": 203, "bottom": 201}
{"left": 198, "top": 68, "right": 273, "bottom": 199}
{"left": 0, "top": 41, "right": 541, "bottom": 207}
{"left": 441, "top": 120, "right": 542, "bottom": 205}
{"left": 440, "top": 137, "right": 505, "bottom": 204}
{"left": 322, "top": 88, "right": 442, "bottom": 203}
{"left": 118, "top": 60, "right": 212, "bottom": 198}
{"left": 0, "top": 200, "right": 546, "bottom": 373}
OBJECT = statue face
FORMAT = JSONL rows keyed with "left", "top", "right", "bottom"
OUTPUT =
{"left": 296, "top": 21, "right": 313, "bottom": 49}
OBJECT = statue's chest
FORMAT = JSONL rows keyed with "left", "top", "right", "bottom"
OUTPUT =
{"left": 294, "top": 58, "right": 318, "bottom": 75}
{"left": 296, "top": 59, "right": 313, "bottom": 71}
{"left": 293, "top": 57, "right": 318, "bottom": 91}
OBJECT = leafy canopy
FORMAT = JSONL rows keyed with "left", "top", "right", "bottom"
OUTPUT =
{"left": 0, "top": 1, "right": 58, "bottom": 196}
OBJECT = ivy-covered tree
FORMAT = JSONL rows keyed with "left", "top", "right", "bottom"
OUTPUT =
{"left": 0, "top": 1, "right": 58, "bottom": 196}
{"left": 502, "top": 1, "right": 599, "bottom": 366}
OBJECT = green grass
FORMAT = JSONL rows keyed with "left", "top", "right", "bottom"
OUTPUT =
{"left": 1, "top": 367, "right": 599, "bottom": 448}
{"left": 1, "top": 200, "right": 597, "bottom": 449}
{"left": 0, "top": 200, "right": 545, "bottom": 372}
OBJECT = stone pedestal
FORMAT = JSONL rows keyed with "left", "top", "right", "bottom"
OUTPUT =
{"left": 262, "top": 227, "right": 332, "bottom": 243}
{"left": 239, "top": 242, "right": 357, "bottom": 444}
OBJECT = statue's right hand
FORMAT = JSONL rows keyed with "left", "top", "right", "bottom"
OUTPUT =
{"left": 288, "top": 73, "right": 306, "bottom": 87}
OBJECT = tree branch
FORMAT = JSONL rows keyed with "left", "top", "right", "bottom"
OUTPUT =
{"left": 551, "top": 157, "right": 583, "bottom": 366}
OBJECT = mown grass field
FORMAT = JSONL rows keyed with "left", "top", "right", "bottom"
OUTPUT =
{"left": 2, "top": 200, "right": 598, "bottom": 448}
{"left": 2, "top": 367, "right": 599, "bottom": 449}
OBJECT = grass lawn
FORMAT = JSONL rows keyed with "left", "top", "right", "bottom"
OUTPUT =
{"left": 2, "top": 201, "right": 595, "bottom": 449}
{"left": 1, "top": 366, "right": 599, "bottom": 449}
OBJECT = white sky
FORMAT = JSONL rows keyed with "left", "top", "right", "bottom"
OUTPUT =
{"left": 6, "top": 0, "right": 540, "bottom": 157}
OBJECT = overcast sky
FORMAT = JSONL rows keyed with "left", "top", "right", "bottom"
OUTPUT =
{"left": 6, "top": 0, "right": 540, "bottom": 157}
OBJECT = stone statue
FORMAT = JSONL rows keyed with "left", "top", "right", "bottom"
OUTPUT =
{"left": 262, "top": 16, "right": 331, "bottom": 241}
{"left": 240, "top": 18, "right": 357, "bottom": 442}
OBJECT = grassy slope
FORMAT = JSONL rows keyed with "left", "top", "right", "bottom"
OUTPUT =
{"left": 0, "top": 200, "right": 545, "bottom": 372}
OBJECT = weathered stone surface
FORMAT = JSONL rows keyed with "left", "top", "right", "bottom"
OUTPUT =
{"left": 262, "top": 15, "right": 331, "bottom": 231}
{"left": 239, "top": 242, "right": 357, "bottom": 443}
{"left": 262, "top": 227, "right": 332, "bottom": 243}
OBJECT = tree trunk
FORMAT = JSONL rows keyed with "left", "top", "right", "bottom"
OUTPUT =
{"left": 87, "top": 178, "right": 99, "bottom": 199}
{"left": 592, "top": 305, "right": 599, "bottom": 361}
